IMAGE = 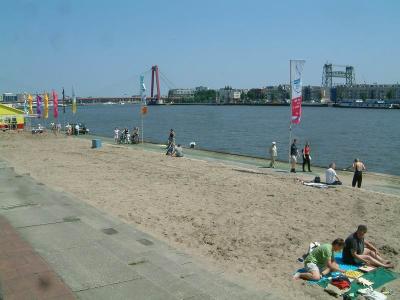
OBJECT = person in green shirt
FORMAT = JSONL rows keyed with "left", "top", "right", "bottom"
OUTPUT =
{"left": 294, "top": 238, "right": 345, "bottom": 280}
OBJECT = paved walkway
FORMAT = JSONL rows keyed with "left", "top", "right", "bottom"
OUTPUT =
{"left": 0, "top": 215, "right": 75, "bottom": 300}
{"left": 84, "top": 135, "right": 400, "bottom": 197}
{"left": 0, "top": 161, "right": 276, "bottom": 300}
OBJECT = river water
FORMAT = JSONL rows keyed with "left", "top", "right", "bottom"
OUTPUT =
{"left": 36, "top": 104, "right": 400, "bottom": 176}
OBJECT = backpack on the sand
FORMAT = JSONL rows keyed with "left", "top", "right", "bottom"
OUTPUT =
{"left": 298, "top": 242, "right": 320, "bottom": 262}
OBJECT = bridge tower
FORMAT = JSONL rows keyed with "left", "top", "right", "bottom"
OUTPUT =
{"left": 322, "top": 63, "right": 355, "bottom": 88}
{"left": 150, "top": 65, "right": 161, "bottom": 104}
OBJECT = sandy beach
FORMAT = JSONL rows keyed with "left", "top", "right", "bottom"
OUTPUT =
{"left": 1, "top": 132, "right": 399, "bottom": 299}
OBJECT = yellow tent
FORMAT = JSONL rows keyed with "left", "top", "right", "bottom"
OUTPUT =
{"left": 0, "top": 104, "right": 25, "bottom": 130}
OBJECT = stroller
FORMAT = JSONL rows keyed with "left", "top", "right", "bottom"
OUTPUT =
{"left": 166, "top": 141, "right": 175, "bottom": 155}
{"left": 119, "top": 131, "right": 130, "bottom": 144}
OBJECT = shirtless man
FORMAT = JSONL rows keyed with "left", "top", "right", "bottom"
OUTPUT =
{"left": 343, "top": 225, "right": 393, "bottom": 268}
{"left": 352, "top": 158, "right": 366, "bottom": 188}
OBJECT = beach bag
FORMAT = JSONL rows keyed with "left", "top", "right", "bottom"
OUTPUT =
{"left": 308, "top": 242, "right": 320, "bottom": 255}
{"left": 314, "top": 176, "right": 320, "bottom": 183}
{"left": 298, "top": 242, "right": 321, "bottom": 262}
{"left": 331, "top": 275, "right": 351, "bottom": 290}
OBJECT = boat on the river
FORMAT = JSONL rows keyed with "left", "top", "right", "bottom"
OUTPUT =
{"left": 334, "top": 99, "right": 400, "bottom": 109}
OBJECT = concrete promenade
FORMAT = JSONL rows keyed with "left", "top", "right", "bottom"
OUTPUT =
{"left": 85, "top": 135, "right": 400, "bottom": 198}
{"left": 0, "top": 160, "right": 276, "bottom": 300}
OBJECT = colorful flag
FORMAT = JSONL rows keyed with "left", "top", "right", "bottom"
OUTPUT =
{"left": 62, "top": 88, "right": 65, "bottom": 114}
{"left": 290, "top": 60, "right": 305, "bottom": 124}
{"left": 53, "top": 90, "right": 58, "bottom": 119}
{"left": 23, "top": 94, "right": 28, "bottom": 114}
{"left": 72, "top": 87, "right": 77, "bottom": 114}
{"left": 28, "top": 94, "right": 33, "bottom": 114}
{"left": 140, "top": 75, "right": 147, "bottom": 105}
{"left": 44, "top": 93, "right": 49, "bottom": 119}
{"left": 36, "top": 95, "right": 42, "bottom": 117}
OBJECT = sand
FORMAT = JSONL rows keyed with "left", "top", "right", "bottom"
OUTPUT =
{"left": 1, "top": 132, "right": 399, "bottom": 299}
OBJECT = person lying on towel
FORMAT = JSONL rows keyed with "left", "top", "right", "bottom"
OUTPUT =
{"left": 342, "top": 224, "right": 394, "bottom": 268}
{"left": 294, "top": 239, "right": 345, "bottom": 280}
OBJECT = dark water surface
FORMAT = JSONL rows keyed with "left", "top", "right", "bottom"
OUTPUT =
{"left": 37, "top": 104, "right": 400, "bottom": 176}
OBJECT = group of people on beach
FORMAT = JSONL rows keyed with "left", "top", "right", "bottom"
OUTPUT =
{"left": 294, "top": 225, "right": 394, "bottom": 281}
{"left": 65, "top": 123, "right": 80, "bottom": 136}
{"left": 113, "top": 127, "right": 183, "bottom": 157}
{"left": 114, "top": 127, "right": 140, "bottom": 144}
{"left": 325, "top": 159, "right": 366, "bottom": 188}
{"left": 269, "top": 139, "right": 367, "bottom": 188}
{"left": 268, "top": 139, "right": 312, "bottom": 172}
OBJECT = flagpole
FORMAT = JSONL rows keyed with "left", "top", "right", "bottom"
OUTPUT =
{"left": 62, "top": 87, "right": 65, "bottom": 132}
{"left": 140, "top": 75, "right": 145, "bottom": 144}
{"left": 289, "top": 60, "right": 292, "bottom": 171}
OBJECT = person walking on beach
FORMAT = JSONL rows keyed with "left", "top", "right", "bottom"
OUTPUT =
{"left": 114, "top": 127, "right": 120, "bottom": 144}
{"left": 290, "top": 139, "right": 299, "bottom": 173}
{"left": 75, "top": 124, "right": 80, "bottom": 135}
{"left": 302, "top": 142, "right": 312, "bottom": 172}
{"left": 352, "top": 158, "right": 366, "bottom": 188}
{"left": 269, "top": 142, "right": 278, "bottom": 168}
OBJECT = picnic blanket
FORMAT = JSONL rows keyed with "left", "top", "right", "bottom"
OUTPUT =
{"left": 344, "top": 268, "right": 400, "bottom": 299}
{"left": 295, "top": 252, "right": 359, "bottom": 285}
{"left": 295, "top": 252, "right": 400, "bottom": 298}
{"left": 311, "top": 253, "right": 359, "bottom": 286}
{"left": 303, "top": 182, "right": 329, "bottom": 189}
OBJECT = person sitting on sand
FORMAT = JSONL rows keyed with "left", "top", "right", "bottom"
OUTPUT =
{"left": 325, "top": 162, "right": 342, "bottom": 185}
{"left": 343, "top": 225, "right": 394, "bottom": 268}
{"left": 172, "top": 144, "right": 183, "bottom": 157}
{"left": 294, "top": 239, "right": 345, "bottom": 281}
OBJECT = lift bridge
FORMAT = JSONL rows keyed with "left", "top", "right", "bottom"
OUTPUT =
{"left": 322, "top": 63, "right": 356, "bottom": 88}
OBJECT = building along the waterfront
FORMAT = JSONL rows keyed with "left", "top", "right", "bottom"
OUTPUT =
{"left": 332, "top": 84, "right": 400, "bottom": 102}
{"left": 218, "top": 87, "right": 241, "bottom": 104}
{"left": 168, "top": 89, "right": 195, "bottom": 102}
{"left": 2, "top": 93, "right": 18, "bottom": 102}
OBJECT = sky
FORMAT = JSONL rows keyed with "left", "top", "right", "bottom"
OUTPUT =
{"left": 1, "top": 0, "right": 399, "bottom": 97}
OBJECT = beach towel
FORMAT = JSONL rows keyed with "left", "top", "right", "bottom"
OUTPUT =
{"left": 295, "top": 252, "right": 359, "bottom": 286}
{"left": 295, "top": 252, "right": 400, "bottom": 298}
{"left": 344, "top": 268, "right": 400, "bottom": 299}
{"left": 303, "top": 182, "right": 329, "bottom": 189}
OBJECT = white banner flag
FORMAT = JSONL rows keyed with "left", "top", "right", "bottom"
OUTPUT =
{"left": 290, "top": 60, "right": 305, "bottom": 124}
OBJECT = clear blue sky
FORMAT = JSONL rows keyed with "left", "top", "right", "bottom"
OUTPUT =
{"left": 1, "top": 0, "right": 399, "bottom": 96}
